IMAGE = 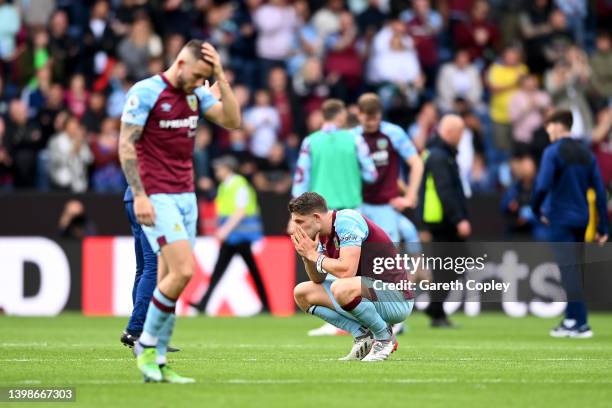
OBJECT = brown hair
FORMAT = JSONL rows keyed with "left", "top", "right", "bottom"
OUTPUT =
{"left": 546, "top": 110, "right": 573, "bottom": 130}
{"left": 288, "top": 192, "right": 328, "bottom": 215}
{"left": 321, "top": 99, "right": 345, "bottom": 121}
{"left": 357, "top": 93, "right": 383, "bottom": 115}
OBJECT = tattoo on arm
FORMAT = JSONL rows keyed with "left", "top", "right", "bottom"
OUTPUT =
{"left": 119, "top": 122, "right": 145, "bottom": 195}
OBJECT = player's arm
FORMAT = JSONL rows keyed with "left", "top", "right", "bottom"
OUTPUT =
{"left": 355, "top": 133, "right": 377, "bottom": 183}
{"left": 292, "top": 226, "right": 360, "bottom": 280}
{"left": 119, "top": 83, "right": 156, "bottom": 226}
{"left": 389, "top": 124, "right": 423, "bottom": 208}
{"left": 531, "top": 147, "right": 556, "bottom": 221}
{"left": 292, "top": 137, "right": 311, "bottom": 197}
{"left": 200, "top": 43, "right": 241, "bottom": 129}
{"left": 590, "top": 158, "right": 609, "bottom": 243}
{"left": 119, "top": 122, "right": 155, "bottom": 226}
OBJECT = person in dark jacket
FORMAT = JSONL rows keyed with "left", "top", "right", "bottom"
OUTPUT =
{"left": 419, "top": 114, "right": 471, "bottom": 327}
{"left": 531, "top": 110, "right": 609, "bottom": 338}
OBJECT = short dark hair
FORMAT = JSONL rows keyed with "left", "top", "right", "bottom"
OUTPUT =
{"left": 546, "top": 110, "right": 573, "bottom": 130}
{"left": 183, "top": 39, "right": 204, "bottom": 61}
{"left": 321, "top": 99, "right": 345, "bottom": 121}
{"left": 357, "top": 93, "right": 382, "bottom": 115}
{"left": 288, "top": 192, "right": 328, "bottom": 215}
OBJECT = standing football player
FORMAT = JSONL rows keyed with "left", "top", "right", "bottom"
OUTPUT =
{"left": 119, "top": 40, "right": 240, "bottom": 383}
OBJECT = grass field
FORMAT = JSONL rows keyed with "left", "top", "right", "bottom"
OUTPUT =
{"left": 1, "top": 312, "right": 611, "bottom": 408}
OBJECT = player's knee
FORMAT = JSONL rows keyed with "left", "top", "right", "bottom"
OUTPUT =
{"left": 330, "top": 280, "right": 358, "bottom": 305}
{"left": 293, "top": 282, "right": 311, "bottom": 311}
{"left": 171, "top": 257, "right": 194, "bottom": 282}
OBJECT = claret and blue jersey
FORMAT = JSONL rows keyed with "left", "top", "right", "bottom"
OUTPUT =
{"left": 121, "top": 74, "right": 219, "bottom": 252}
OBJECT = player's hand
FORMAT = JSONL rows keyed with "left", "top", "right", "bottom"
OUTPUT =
{"left": 456, "top": 219, "right": 471, "bottom": 238}
{"left": 390, "top": 196, "right": 410, "bottom": 211}
{"left": 205, "top": 80, "right": 222, "bottom": 100}
{"left": 291, "top": 225, "right": 319, "bottom": 262}
{"left": 201, "top": 42, "right": 223, "bottom": 77}
{"left": 134, "top": 195, "right": 156, "bottom": 226}
{"left": 595, "top": 233, "right": 608, "bottom": 246}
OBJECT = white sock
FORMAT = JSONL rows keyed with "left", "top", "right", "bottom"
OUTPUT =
{"left": 156, "top": 355, "right": 167, "bottom": 366}
{"left": 139, "top": 331, "right": 158, "bottom": 347}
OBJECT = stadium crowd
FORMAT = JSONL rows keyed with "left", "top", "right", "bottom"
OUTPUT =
{"left": 0, "top": 0, "right": 610, "bottom": 227}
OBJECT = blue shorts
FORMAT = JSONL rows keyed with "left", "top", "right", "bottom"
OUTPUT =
{"left": 360, "top": 203, "right": 399, "bottom": 242}
{"left": 322, "top": 277, "right": 414, "bottom": 325}
{"left": 141, "top": 193, "right": 198, "bottom": 254}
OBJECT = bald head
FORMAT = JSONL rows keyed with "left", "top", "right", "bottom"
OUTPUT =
{"left": 438, "top": 114, "right": 465, "bottom": 147}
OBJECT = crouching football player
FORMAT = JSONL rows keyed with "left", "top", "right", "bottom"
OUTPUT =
{"left": 289, "top": 192, "right": 414, "bottom": 361}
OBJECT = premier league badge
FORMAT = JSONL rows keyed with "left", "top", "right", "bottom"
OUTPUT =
{"left": 187, "top": 95, "right": 198, "bottom": 112}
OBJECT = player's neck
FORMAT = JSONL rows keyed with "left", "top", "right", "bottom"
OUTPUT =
{"left": 163, "top": 66, "right": 180, "bottom": 90}
{"left": 320, "top": 211, "right": 334, "bottom": 237}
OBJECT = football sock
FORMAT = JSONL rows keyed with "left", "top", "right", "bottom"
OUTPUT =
{"left": 341, "top": 296, "right": 389, "bottom": 340}
{"left": 307, "top": 305, "right": 368, "bottom": 337}
{"left": 156, "top": 313, "right": 176, "bottom": 365}
{"left": 139, "top": 288, "right": 176, "bottom": 347}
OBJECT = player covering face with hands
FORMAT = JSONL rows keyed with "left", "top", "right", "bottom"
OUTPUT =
{"left": 289, "top": 192, "right": 414, "bottom": 362}
{"left": 119, "top": 40, "right": 240, "bottom": 383}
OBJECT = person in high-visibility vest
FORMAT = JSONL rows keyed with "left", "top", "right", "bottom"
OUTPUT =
{"left": 418, "top": 114, "right": 470, "bottom": 328}
{"left": 191, "top": 155, "right": 271, "bottom": 313}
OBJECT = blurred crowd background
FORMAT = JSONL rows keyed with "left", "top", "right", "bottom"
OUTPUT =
{"left": 0, "top": 0, "right": 610, "bottom": 237}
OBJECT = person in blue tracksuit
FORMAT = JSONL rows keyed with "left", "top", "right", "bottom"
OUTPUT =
{"left": 120, "top": 187, "right": 178, "bottom": 352}
{"left": 531, "top": 110, "right": 609, "bottom": 338}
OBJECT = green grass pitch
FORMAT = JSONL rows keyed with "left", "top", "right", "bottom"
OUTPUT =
{"left": 1, "top": 312, "right": 611, "bottom": 407}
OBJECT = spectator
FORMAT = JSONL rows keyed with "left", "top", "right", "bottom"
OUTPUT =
{"left": 501, "top": 145, "right": 548, "bottom": 240}
{"left": 407, "top": 101, "right": 438, "bottom": 152}
{"left": 367, "top": 20, "right": 420, "bottom": 88}
{"left": 244, "top": 89, "right": 281, "bottom": 159}
{"left": 591, "top": 107, "right": 612, "bottom": 191}
{"left": 268, "top": 67, "right": 298, "bottom": 140}
{"left": 287, "top": 0, "right": 323, "bottom": 77}
{"left": 58, "top": 199, "right": 96, "bottom": 239}
{"left": 82, "top": 92, "right": 107, "bottom": 134}
{"left": 81, "top": 0, "right": 118, "bottom": 82}
{"left": 541, "top": 8, "right": 573, "bottom": 67}
{"left": 518, "top": 0, "right": 554, "bottom": 75}
{"left": 21, "top": 65, "right": 52, "bottom": 119}
{"left": 0, "top": 116, "right": 12, "bottom": 190}
{"left": 324, "top": 11, "right": 363, "bottom": 101}
{"left": 194, "top": 125, "right": 214, "bottom": 194}
{"left": 47, "top": 115, "right": 93, "bottom": 192}
{"left": 293, "top": 58, "right": 331, "bottom": 116}
{"left": 5, "top": 99, "right": 43, "bottom": 188}
{"left": 90, "top": 118, "right": 124, "bottom": 192}
{"left": 64, "top": 74, "right": 90, "bottom": 119}
{"left": 590, "top": 31, "right": 612, "bottom": 105}
{"left": 252, "top": 0, "right": 299, "bottom": 78}
{"left": 487, "top": 45, "right": 528, "bottom": 154}
{"left": 544, "top": 46, "right": 593, "bottom": 138}
{"left": 253, "top": 142, "right": 293, "bottom": 194}
{"left": 311, "top": 0, "right": 344, "bottom": 39}
{"left": 37, "top": 83, "right": 65, "bottom": 144}
{"left": 15, "top": 28, "right": 50, "bottom": 89}
{"left": 509, "top": 74, "right": 551, "bottom": 144}
{"left": 357, "top": 0, "right": 387, "bottom": 39}
{"left": 106, "top": 62, "right": 131, "bottom": 118}
{"left": 229, "top": 0, "right": 260, "bottom": 89}
{"left": 117, "top": 13, "right": 162, "bottom": 81}
{"left": 225, "top": 128, "right": 259, "bottom": 178}
{"left": 436, "top": 49, "right": 483, "bottom": 113}
{"left": 0, "top": 0, "right": 21, "bottom": 75}
{"left": 554, "top": 0, "right": 587, "bottom": 47}
{"left": 400, "top": 0, "right": 443, "bottom": 88}
{"left": 453, "top": 0, "right": 500, "bottom": 65}
{"left": 48, "top": 9, "right": 80, "bottom": 85}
